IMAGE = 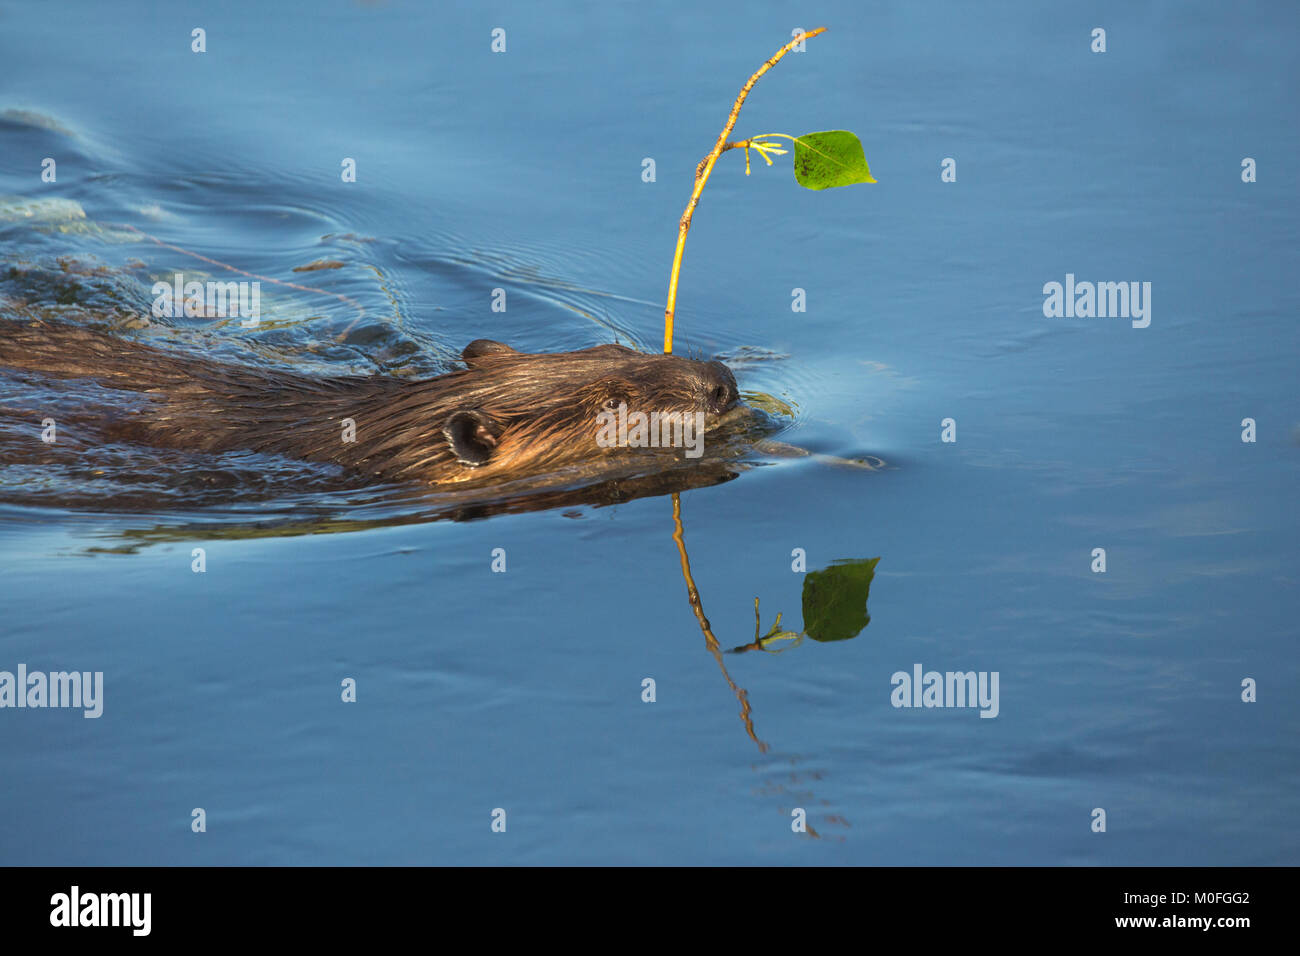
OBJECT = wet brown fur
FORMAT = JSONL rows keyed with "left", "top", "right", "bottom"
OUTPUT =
{"left": 0, "top": 319, "right": 740, "bottom": 484}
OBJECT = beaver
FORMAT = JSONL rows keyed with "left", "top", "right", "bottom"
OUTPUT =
{"left": 0, "top": 318, "right": 742, "bottom": 486}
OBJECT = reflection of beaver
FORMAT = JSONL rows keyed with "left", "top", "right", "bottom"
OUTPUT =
{"left": 0, "top": 320, "right": 741, "bottom": 484}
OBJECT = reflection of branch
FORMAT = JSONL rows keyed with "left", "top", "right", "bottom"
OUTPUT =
{"left": 667, "top": 497, "right": 857, "bottom": 839}
{"left": 732, "top": 598, "right": 803, "bottom": 654}
{"left": 669, "top": 492, "right": 768, "bottom": 752}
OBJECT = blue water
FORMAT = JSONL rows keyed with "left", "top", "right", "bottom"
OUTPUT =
{"left": 1, "top": 0, "right": 1296, "bottom": 864}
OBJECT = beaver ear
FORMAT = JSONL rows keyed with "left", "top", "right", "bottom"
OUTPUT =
{"left": 443, "top": 409, "right": 501, "bottom": 467}
{"left": 462, "top": 340, "right": 518, "bottom": 366}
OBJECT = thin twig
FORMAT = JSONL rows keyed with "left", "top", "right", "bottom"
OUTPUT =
{"left": 114, "top": 223, "right": 368, "bottom": 335}
{"left": 662, "top": 27, "right": 826, "bottom": 354}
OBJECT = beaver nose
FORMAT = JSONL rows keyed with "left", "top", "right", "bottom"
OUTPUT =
{"left": 701, "top": 360, "right": 739, "bottom": 413}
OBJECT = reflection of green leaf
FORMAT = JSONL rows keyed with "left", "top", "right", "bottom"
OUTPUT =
{"left": 791, "top": 131, "right": 876, "bottom": 190}
{"left": 802, "top": 558, "right": 879, "bottom": 642}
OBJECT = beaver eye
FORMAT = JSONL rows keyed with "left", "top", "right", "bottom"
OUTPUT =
{"left": 602, "top": 396, "right": 626, "bottom": 412}
{"left": 711, "top": 385, "right": 728, "bottom": 406}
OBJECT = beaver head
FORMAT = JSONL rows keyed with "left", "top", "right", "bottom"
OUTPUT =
{"left": 413, "top": 339, "right": 742, "bottom": 482}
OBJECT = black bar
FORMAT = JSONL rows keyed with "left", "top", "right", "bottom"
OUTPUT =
{"left": 0, "top": 866, "right": 1278, "bottom": 940}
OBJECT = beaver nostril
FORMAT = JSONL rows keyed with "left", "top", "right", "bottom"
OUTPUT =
{"left": 700, "top": 360, "right": 739, "bottom": 412}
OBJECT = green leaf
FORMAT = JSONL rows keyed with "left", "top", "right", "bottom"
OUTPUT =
{"left": 791, "top": 131, "right": 876, "bottom": 190}
{"left": 801, "top": 557, "right": 880, "bottom": 642}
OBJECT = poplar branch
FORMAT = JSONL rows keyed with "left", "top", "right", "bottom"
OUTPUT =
{"left": 662, "top": 27, "right": 826, "bottom": 354}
